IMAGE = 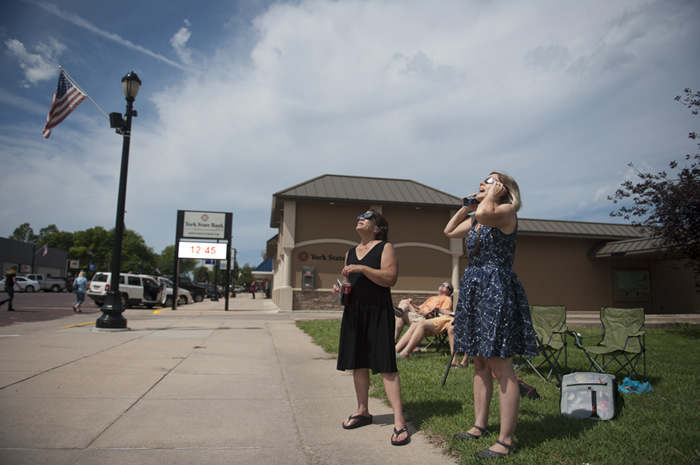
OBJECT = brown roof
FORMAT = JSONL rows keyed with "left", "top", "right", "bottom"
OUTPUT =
{"left": 271, "top": 174, "right": 460, "bottom": 226}
{"left": 269, "top": 175, "right": 648, "bottom": 243}
{"left": 518, "top": 218, "right": 646, "bottom": 240}
{"left": 590, "top": 237, "right": 666, "bottom": 257}
{"left": 275, "top": 174, "right": 460, "bottom": 204}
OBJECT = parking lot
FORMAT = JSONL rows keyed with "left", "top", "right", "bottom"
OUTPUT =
{"left": 0, "top": 291, "right": 167, "bottom": 328}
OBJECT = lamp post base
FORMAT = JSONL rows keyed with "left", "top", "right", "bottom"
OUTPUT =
{"left": 97, "top": 291, "right": 128, "bottom": 329}
{"left": 95, "top": 314, "right": 128, "bottom": 329}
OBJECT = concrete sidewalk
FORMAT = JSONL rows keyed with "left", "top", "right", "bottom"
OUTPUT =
{"left": 0, "top": 296, "right": 458, "bottom": 465}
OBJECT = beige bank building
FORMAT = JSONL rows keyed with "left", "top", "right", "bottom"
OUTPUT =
{"left": 263, "top": 175, "right": 698, "bottom": 315}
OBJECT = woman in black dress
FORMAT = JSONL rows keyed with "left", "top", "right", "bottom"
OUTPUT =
{"left": 334, "top": 209, "right": 409, "bottom": 446}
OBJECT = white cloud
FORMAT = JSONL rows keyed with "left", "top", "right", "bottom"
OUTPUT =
{"left": 5, "top": 38, "right": 61, "bottom": 87}
{"left": 131, "top": 1, "right": 695, "bottom": 228}
{"left": 170, "top": 19, "right": 194, "bottom": 66}
{"left": 1, "top": 0, "right": 699, "bottom": 265}
{"left": 33, "top": 0, "right": 186, "bottom": 70}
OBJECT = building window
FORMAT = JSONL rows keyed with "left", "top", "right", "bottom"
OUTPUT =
{"left": 614, "top": 270, "right": 650, "bottom": 302}
{"left": 615, "top": 270, "right": 650, "bottom": 292}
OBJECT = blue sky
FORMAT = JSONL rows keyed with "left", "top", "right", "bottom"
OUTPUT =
{"left": 1, "top": 0, "right": 699, "bottom": 267}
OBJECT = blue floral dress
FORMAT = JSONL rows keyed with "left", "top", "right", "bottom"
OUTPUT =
{"left": 453, "top": 219, "right": 537, "bottom": 358}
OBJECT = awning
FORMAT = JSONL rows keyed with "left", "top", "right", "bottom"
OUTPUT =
{"left": 589, "top": 237, "right": 666, "bottom": 258}
{"left": 252, "top": 258, "right": 274, "bottom": 279}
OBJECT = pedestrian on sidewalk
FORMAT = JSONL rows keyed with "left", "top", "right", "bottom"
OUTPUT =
{"left": 72, "top": 271, "right": 88, "bottom": 312}
{"left": 333, "top": 209, "right": 409, "bottom": 446}
{"left": 250, "top": 282, "right": 256, "bottom": 299}
{"left": 0, "top": 265, "right": 22, "bottom": 311}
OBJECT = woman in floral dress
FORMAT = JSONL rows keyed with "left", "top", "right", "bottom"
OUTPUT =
{"left": 444, "top": 172, "right": 537, "bottom": 459}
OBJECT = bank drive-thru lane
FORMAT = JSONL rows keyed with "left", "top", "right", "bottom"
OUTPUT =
{"left": 0, "top": 296, "right": 458, "bottom": 465}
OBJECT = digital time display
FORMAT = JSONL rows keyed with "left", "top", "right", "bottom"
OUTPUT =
{"left": 178, "top": 241, "right": 227, "bottom": 259}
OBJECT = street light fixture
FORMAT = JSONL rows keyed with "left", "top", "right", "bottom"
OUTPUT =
{"left": 97, "top": 71, "right": 142, "bottom": 330}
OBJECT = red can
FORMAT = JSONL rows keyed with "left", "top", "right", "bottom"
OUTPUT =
{"left": 341, "top": 282, "right": 351, "bottom": 306}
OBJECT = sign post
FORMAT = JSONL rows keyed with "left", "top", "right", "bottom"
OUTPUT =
{"left": 173, "top": 210, "right": 233, "bottom": 310}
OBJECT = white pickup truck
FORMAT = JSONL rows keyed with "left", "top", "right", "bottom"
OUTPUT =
{"left": 22, "top": 274, "right": 67, "bottom": 292}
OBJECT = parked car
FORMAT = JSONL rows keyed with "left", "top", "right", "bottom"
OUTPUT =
{"left": 165, "top": 275, "right": 206, "bottom": 302}
{"left": 87, "top": 272, "right": 165, "bottom": 309}
{"left": 21, "top": 274, "right": 66, "bottom": 292}
{"left": 201, "top": 283, "right": 224, "bottom": 299}
{"left": 157, "top": 277, "right": 192, "bottom": 305}
{"left": 0, "top": 276, "right": 40, "bottom": 293}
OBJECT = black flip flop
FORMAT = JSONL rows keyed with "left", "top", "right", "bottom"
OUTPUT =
{"left": 342, "top": 414, "right": 372, "bottom": 430}
{"left": 391, "top": 426, "right": 410, "bottom": 446}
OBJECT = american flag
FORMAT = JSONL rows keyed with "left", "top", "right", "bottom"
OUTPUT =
{"left": 42, "top": 70, "right": 87, "bottom": 139}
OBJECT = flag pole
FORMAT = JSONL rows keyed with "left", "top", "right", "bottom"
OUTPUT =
{"left": 59, "top": 66, "right": 109, "bottom": 120}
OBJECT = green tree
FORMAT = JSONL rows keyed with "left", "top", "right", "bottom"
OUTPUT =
{"left": 72, "top": 227, "right": 112, "bottom": 273}
{"left": 237, "top": 264, "right": 254, "bottom": 287}
{"left": 194, "top": 266, "right": 211, "bottom": 283}
{"left": 610, "top": 88, "right": 700, "bottom": 287}
{"left": 9, "top": 223, "right": 37, "bottom": 243}
{"left": 9, "top": 223, "right": 74, "bottom": 251}
{"left": 45, "top": 230, "right": 75, "bottom": 252}
{"left": 120, "top": 230, "right": 157, "bottom": 274}
{"left": 232, "top": 256, "right": 240, "bottom": 285}
{"left": 36, "top": 224, "right": 60, "bottom": 245}
{"left": 156, "top": 245, "right": 197, "bottom": 276}
{"left": 7, "top": 222, "right": 168, "bottom": 278}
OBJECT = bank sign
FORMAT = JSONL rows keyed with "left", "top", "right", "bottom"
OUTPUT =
{"left": 297, "top": 250, "right": 345, "bottom": 263}
{"left": 178, "top": 211, "right": 232, "bottom": 240}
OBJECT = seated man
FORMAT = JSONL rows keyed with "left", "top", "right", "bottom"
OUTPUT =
{"left": 395, "top": 307, "right": 454, "bottom": 359}
{"left": 394, "top": 282, "right": 453, "bottom": 342}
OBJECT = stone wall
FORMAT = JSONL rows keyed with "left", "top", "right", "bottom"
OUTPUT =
{"left": 293, "top": 290, "right": 341, "bottom": 311}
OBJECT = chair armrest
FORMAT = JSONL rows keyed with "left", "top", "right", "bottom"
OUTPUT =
{"left": 567, "top": 330, "right": 602, "bottom": 340}
{"left": 566, "top": 330, "right": 602, "bottom": 348}
{"left": 620, "top": 330, "right": 646, "bottom": 351}
{"left": 566, "top": 330, "right": 583, "bottom": 348}
{"left": 542, "top": 328, "right": 568, "bottom": 346}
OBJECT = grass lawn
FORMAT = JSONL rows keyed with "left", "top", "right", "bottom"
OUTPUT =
{"left": 296, "top": 320, "right": 700, "bottom": 465}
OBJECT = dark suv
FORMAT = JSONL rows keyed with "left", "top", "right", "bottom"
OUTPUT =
{"left": 166, "top": 275, "right": 206, "bottom": 303}
{"left": 201, "top": 283, "right": 224, "bottom": 298}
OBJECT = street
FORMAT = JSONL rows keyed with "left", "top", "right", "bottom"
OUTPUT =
{"left": 0, "top": 291, "right": 101, "bottom": 327}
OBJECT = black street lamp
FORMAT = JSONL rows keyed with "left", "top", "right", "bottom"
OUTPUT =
{"left": 97, "top": 71, "right": 142, "bottom": 330}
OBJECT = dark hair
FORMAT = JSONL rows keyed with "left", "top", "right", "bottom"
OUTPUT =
{"left": 444, "top": 282, "right": 454, "bottom": 296}
{"left": 368, "top": 208, "right": 389, "bottom": 241}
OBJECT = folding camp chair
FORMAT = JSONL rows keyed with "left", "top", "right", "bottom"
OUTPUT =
{"left": 514, "top": 305, "right": 568, "bottom": 384}
{"left": 569, "top": 307, "right": 646, "bottom": 381}
{"left": 424, "top": 331, "right": 449, "bottom": 353}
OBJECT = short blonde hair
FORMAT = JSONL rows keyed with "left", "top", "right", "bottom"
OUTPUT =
{"left": 491, "top": 171, "right": 523, "bottom": 212}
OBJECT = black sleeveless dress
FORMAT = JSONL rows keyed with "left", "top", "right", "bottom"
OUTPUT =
{"left": 337, "top": 241, "right": 398, "bottom": 374}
